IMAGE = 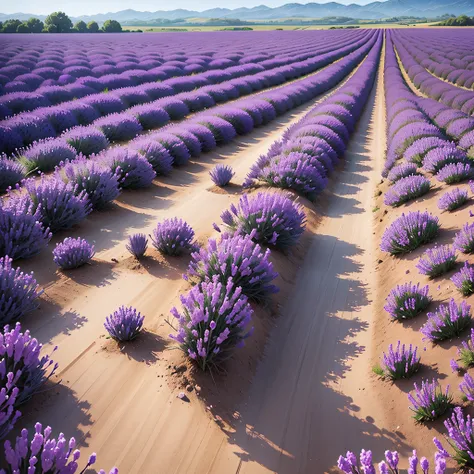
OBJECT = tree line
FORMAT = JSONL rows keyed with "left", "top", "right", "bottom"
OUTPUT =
{"left": 436, "top": 14, "right": 474, "bottom": 26}
{"left": 0, "top": 11, "right": 123, "bottom": 33}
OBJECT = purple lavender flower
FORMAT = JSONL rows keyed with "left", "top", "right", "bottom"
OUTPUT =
{"left": 422, "top": 146, "right": 467, "bottom": 174}
{"left": 1, "top": 422, "right": 118, "bottom": 473}
{"left": 453, "top": 329, "right": 474, "bottom": 370}
{"left": 150, "top": 132, "right": 191, "bottom": 166}
{"left": 459, "top": 372, "right": 474, "bottom": 401}
{"left": 437, "top": 162, "right": 474, "bottom": 184}
{"left": 195, "top": 116, "right": 237, "bottom": 144}
{"left": 220, "top": 192, "right": 306, "bottom": 251}
{"left": 384, "top": 282, "right": 431, "bottom": 321}
{"left": 6, "top": 176, "right": 91, "bottom": 233}
{"left": 151, "top": 218, "right": 197, "bottom": 256}
{"left": 387, "top": 163, "right": 419, "bottom": 183}
{"left": 438, "top": 187, "right": 469, "bottom": 212}
{"left": 188, "top": 233, "right": 278, "bottom": 303}
{"left": 375, "top": 341, "right": 420, "bottom": 380}
{"left": 0, "top": 256, "right": 42, "bottom": 325}
{"left": 0, "top": 159, "right": 25, "bottom": 193}
{"left": 421, "top": 299, "right": 471, "bottom": 342}
{"left": 100, "top": 148, "right": 156, "bottom": 189}
{"left": 404, "top": 137, "right": 449, "bottom": 166}
{"left": 1, "top": 322, "right": 58, "bottom": 406}
{"left": 58, "top": 156, "right": 121, "bottom": 210}
{"left": 416, "top": 245, "right": 457, "bottom": 278}
{"left": 52, "top": 237, "right": 95, "bottom": 270}
{"left": 63, "top": 126, "right": 109, "bottom": 156}
{"left": 384, "top": 175, "right": 431, "bottom": 207}
{"left": 451, "top": 262, "right": 474, "bottom": 296}
{"left": 454, "top": 222, "right": 474, "bottom": 253}
{"left": 170, "top": 276, "right": 253, "bottom": 370}
{"left": 104, "top": 306, "right": 144, "bottom": 341}
{"left": 126, "top": 233, "right": 148, "bottom": 259}
{"left": 130, "top": 139, "right": 174, "bottom": 175}
{"left": 436, "top": 407, "right": 474, "bottom": 469}
{"left": 210, "top": 164, "right": 234, "bottom": 187}
{"left": 0, "top": 204, "right": 51, "bottom": 260}
{"left": 95, "top": 113, "right": 143, "bottom": 142}
{"left": 408, "top": 378, "right": 452, "bottom": 422}
{"left": 380, "top": 211, "right": 439, "bottom": 255}
{"left": 0, "top": 378, "right": 20, "bottom": 440}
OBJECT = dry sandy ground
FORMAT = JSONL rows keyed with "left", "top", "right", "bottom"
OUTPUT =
{"left": 10, "top": 42, "right": 461, "bottom": 473}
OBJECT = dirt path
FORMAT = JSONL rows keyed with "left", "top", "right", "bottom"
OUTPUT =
{"left": 205, "top": 45, "right": 394, "bottom": 474}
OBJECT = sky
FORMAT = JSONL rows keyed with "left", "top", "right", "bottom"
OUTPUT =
{"left": 0, "top": 0, "right": 375, "bottom": 16}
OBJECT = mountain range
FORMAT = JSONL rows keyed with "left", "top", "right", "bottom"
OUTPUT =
{"left": 2, "top": 0, "right": 474, "bottom": 23}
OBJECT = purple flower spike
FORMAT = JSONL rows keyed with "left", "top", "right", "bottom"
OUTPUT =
{"left": 52, "top": 237, "right": 95, "bottom": 270}
{"left": 408, "top": 378, "right": 452, "bottom": 422}
{"left": 104, "top": 306, "right": 144, "bottom": 341}
{"left": 170, "top": 276, "right": 253, "bottom": 370}
{"left": 384, "top": 282, "right": 431, "bottom": 321}
{"left": 0, "top": 381, "right": 20, "bottom": 440}
{"left": 421, "top": 299, "right": 471, "bottom": 342}
{"left": 210, "top": 164, "right": 234, "bottom": 187}
{"left": 460, "top": 373, "right": 474, "bottom": 401}
{"left": 126, "top": 233, "right": 148, "bottom": 259}
{"left": 416, "top": 245, "right": 457, "bottom": 278}
{"left": 0, "top": 256, "right": 43, "bottom": 325}
{"left": 151, "top": 218, "right": 197, "bottom": 256}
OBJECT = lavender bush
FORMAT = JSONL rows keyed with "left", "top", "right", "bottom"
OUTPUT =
{"left": 437, "top": 162, "right": 474, "bottom": 184}
{"left": 52, "top": 237, "right": 95, "bottom": 270}
{"left": 209, "top": 164, "right": 234, "bottom": 187}
{"left": 416, "top": 245, "right": 457, "bottom": 278}
{"left": 384, "top": 175, "right": 431, "bottom": 207}
{"left": 18, "top": 139, "right": 76, "bottom": 174}
{"left": 374, "top": 341, "right": 420, "bottom": 380}
{"left": 454, "top": 222, "right": 474, "bottom": 253}
{"left": 220, "top": 192, "right": 306, "bottom": 251}
{"left": 170, "top": 276, "right": 253, "bottom": 370}
{"left": 0, "top": 206, "right": 51, "bottom": 260}
{"left": 422, "top": 146, "right": 467, "bottom": 174}
{"left": 384, "top": 282, "right": 431, "bottom": 321}
{"left": 6, "top": 176, "right": 91, "bottom": 233}
{"left": 63, "top": 126, "right": 109, "bottom": 156}
{"left": 104, "top": 306, "right": 144, "bottom": 341}
{"left": 387, "top": 163, "right": 418, "bottom": 183}
{"left": 0, "top": 256, "right": 42, "bottom": 325}
{"left": 453, "top": 329, "right": 474, "bottom": 370}
{"left": 459, "top": 372, "right": 474, "bottom": 401}
{"left": 1, "top": 422, "right": 119, "bottom": 473}
{"left": 408, "top": 378, "right": 453, "bottom": 422}
{"left": 0, "top": 379, "right": 20, "bottom": 441}
{"left": 188, "top": 233, "right": 278, "bottom": 303}
{"left": 126, "top": 233, "right": 148, "bottom": 259}
{"left": 338, "top": 449, "right": 446, "bottom": 473}
{"left": 421, "top": 299, "right": 471, "bottom": 342}
{"left": 0, "top": 159, "right": 25, "bottom": 193}
{"left": 380, "top": 211, "right": 439, "bottom": 255}
{"left": 451, "top": 262, "right": 474, "bottom": 296}
{"left": 151, "top": 218, "right": 197, "bottom": 256}
{"left": 130, "top": 139, "right": 174, "bottom": 176}
{"left": 59, "top": 156, "right": 121, "bottom": 210}
{"left": 101, "top": 148, "right": 156, "bottom": 189}
{"left": 1, "top": 322, "right": 58, "bottom": 406}
{"left": 95, "top": 113, "right": 142, "bottom": 142}
{"left": 437, "top": 187, "right": 468, "bottom": 211}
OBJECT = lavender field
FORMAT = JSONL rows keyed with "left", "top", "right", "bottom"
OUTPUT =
{"left": 1, "top": 27, "right": 474, "bottom": 473}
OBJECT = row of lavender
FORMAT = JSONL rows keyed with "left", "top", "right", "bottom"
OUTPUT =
{"left": 338, "top": 30, "right": 474, "bottom": 473}
{"left": 0, "top": 30, "right": 362, "bottom": 95}
{"left": 0, "top": 30, "right": 380, "bottom": 267}
{"left": 166, "top": 33, "right": 382, "bottom": 369}
{"left": 0, "top": 31, "right": 375, "bottom": 155}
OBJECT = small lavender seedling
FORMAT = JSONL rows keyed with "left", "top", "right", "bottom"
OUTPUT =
{"left": 416, "top": 245, "right": 457, "bottom": 278}
{"left": 104, "top": 306, "right": 144, "bottom": 341}
{"left": 421, "top": 299, "right": 471, "bottom": 342}
{"left": 209, "top": 164, "right": 234, "bottom": 187}
{"left": 384, "top": 282, "right": 431, "bottom": 321}
{"left": 126, "top": 233, "right": 148, "bottom": 259}
{"left": 52, "top": 237, "right": 95, "bottom": 270}
{"left": 408, "top": 378, "right": 453, "bottom": 422}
